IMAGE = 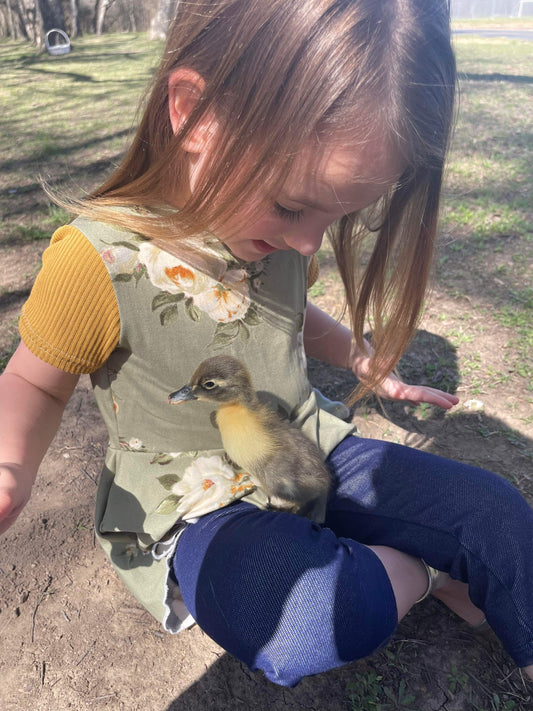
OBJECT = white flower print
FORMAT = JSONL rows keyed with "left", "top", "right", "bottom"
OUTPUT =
{"left": 155, "top": 455, "right": 255, "bottom": 520}
{"left": 105, "top": 239, "right": 262, "bottom": 343}
{"left": 100, "top": 245, "right": 139, "bottom": 277}
{"left": 193, "top": 269, "right": 251, "bottom": 323}
{"left": 120, "top": 437, "right": 146, "bottom": 451}
{"left": 139, "top": 242, "right": 252, "bottom": 326}
{"left": 138, "top": 242, "right": 210, "bottom": 297}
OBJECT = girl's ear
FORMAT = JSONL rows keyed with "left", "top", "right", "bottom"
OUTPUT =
{"left": 168, "top": 68, "right": 217, "bottom": 153}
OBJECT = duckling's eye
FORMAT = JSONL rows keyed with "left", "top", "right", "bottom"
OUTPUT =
{"left": 202, "top": 380, "right": 217, "bottom": 390}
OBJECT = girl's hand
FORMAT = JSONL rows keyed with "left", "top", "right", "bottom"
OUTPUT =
{"left": 303, "top": 304, "right": 459, "bottom": 410}
{"left": 352, "top": 355, "right": 459, "bottom": 410}
{"left": 372, "top": 371, "right": 459, "bottom": 409}
{"left": 0, "top": 464, "right": 34, "bottom": 535}
{"left": 0, "top": 342, "right": 80, "bottom": 536}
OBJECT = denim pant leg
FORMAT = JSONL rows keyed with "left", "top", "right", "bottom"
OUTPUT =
{"left": 326, "top": 435, "right": 533, "bottom": 668}
{"left": 173, "top": 502, "right": 397, "bottom": 687}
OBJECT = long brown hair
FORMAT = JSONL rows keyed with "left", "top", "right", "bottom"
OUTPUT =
{"left": 69, "top": 0, "right": 456, "bottom": 399}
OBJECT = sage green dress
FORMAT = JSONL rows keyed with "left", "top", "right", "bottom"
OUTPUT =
{"left": 74, "top": 217, "right": 356, "bottom": 632}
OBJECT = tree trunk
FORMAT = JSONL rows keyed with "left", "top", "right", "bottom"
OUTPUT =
{"left": 150, "top": 0, "right": 175, "bottom": 40}
{"left": 95, "top": 0, "right": 114, "bottom": 35}
{"left": 37, "top": 0, "right": 65, "bottom": 31}
{"left": 128, "top": 0, "right": 136, "bottom": 32}
{"left": 12, "top": 0, "right": 34, "bottom": 41}
{"left": 33, "top": 0, "right": 44, "bottom": 46}
{"left": 5, "top": 1, "right": 17, "bottom": 39}
{"left": 69, "top": 0, "right": 79, "bottom": 38}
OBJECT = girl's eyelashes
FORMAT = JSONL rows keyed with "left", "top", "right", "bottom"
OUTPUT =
{"left": 272, "top": 202, "right": 304, "bottom": 223}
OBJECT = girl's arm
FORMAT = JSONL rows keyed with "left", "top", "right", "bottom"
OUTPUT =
{"left": 304, "top": 301, "right": 458, "bottom": 409}
{"left": 0, "top": 342, "right": 79, "bottom": 534}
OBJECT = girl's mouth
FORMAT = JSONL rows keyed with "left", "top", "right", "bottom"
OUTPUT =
{"left": 252, "top": 240, "right": 279, "bottom": 254}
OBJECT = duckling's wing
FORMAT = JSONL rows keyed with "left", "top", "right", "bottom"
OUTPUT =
{"left": 254, "top": 414, "right": 330, "bottom": 498}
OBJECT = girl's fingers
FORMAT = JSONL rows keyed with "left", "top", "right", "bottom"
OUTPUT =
{"left": 418, "top": 386, "right": 459, "bottom": 408}
{"left": 355, "top": 364, "right": 460, "bottom": 410}
{"left": 378, "top": 381, "right": 459, "bottom": 409}
{"left": 0, "top": 490, "right": 22, "bottom": 535}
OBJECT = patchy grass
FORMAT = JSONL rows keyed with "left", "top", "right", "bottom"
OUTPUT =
{"left": 0, "top": 319, "right": 19, "bottom": 370}
{"left": 438, "top": 36, "right": 533, "bottom": 394}
{"left": 0, "top": 34, "right": 162, "bottom": 245}
{"left": 453, "top": 18, "right": 533, "bottom": 30}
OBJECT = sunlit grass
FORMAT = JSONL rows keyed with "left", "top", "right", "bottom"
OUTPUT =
{"left": 0, "top": 34, "right": 162, "bottom": 244}
{"left": 436, "top": 36, "right": 533, "bottom": 392}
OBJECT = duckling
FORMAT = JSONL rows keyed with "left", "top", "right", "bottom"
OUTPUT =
{"left": 168, "top": 355, "right": 331, "bottom": 522}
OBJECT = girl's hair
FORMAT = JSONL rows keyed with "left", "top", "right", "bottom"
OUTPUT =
{"left": 71, "top": 0, "right": 456, "bottom": 400}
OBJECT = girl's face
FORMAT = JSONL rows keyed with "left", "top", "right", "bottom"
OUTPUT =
{"left": 211, "top": 131, "right": 403, "bottom": 263}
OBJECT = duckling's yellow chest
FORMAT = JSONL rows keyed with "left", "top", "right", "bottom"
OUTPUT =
{"left": 215, "top": 403, "right": 274, "bottom": 471}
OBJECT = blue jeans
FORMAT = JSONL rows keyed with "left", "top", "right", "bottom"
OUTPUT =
{"left": 173, "top": 435, "right": 533, "bottom": 687}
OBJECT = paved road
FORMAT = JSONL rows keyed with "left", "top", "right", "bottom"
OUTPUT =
{"left": 453, "top": 28, "right": 533, "bottom": 41}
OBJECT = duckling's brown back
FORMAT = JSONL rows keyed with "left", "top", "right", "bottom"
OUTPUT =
{"left": 256, "top": 413, "right": 331, "bottom": 522}
{"left": 217, "top": 401, "right": 330, "bottom": 522}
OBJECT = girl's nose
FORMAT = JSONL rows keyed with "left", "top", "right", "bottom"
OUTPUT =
{"left": 283, "top": 226, "right": 324, "bottom": 256}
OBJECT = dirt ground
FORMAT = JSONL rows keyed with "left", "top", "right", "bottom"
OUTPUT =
{"left": 1, "top": 235, "right": 532, "bottom": 711}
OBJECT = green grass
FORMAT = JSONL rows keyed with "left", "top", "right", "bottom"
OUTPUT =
{"left": 308, "top": 279, "right": 326, "bottom": 297}
{"left": 452, "top": 18, "right": 533, "bottom": 28}
{"left": 0, "top": 34, "right": 162, "bottom": 244}
{"left": 439, "top": 35, "right": 533, "bottom": 391}
{"left": 0, "top": 318, "right": 20, "bottom": 370}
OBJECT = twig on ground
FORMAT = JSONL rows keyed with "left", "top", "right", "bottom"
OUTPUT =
{"left": 80, "top": 467, "right": 97, "bottom": 485}
{"left": 89, "top": 693, "right": 117, "bottom": 703}
{"left": 75, "top": 640, "right": 96, "bottom": 667}
{"left": 30, "top": 575, "right": 53, "bottom": 643}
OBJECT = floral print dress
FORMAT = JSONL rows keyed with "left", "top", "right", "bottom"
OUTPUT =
{"left": 74, "top": 216, "right": 355, "bottom": 632}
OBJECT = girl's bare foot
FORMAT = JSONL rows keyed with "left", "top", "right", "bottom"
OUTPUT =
{"left": 432, "top": 577, "right": 533, "bottom": 683}
{"left": 431, "top": 576, "right": 486, "bottom": 627}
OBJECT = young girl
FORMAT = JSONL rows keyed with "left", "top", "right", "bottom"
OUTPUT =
{"left": 1, "top": 0, "right": 532, "bottom": 689}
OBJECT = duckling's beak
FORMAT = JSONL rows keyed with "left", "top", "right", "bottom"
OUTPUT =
{"left": 168, "top": 385, "right": 197, "bottom": 405}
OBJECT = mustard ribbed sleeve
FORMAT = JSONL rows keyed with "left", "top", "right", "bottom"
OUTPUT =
{"left": 19, "top": 225, "right": 120, "bottom": 374}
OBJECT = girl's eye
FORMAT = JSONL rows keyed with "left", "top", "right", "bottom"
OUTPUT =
{"left": 272, "top": 202, "right": 304, "bottom": 223}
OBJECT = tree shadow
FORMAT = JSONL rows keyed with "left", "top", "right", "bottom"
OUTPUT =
{"left": 0, "top": 47, "right": 153, "bottom": 69}
{"left": 0, "top": 152, "right": 128, "bottom": 231}
{"left": 0, "top": 127, "right": 133, "bottom": 176}
{"left": 459, "top": 71, "right": 533, "bottom": 84}
{"left": 163, "top": 645, "right": 366, "bottom": 711}
{"left": 13, "top": 61, "right": 150, "bottom": 85}
{"left": 0, "top": 287, "right": 31, "bottom": 309}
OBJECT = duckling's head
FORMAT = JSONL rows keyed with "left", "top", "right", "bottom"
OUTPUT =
{"left": 168, "top": 355, "right": 255, "bottom": 407}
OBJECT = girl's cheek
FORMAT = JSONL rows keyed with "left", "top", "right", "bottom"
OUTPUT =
{"left": 247, "top": 215, "right": 285, "bottom": 239}
{"left": 223, "top": 208, "right": 287, "bottom": 244}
